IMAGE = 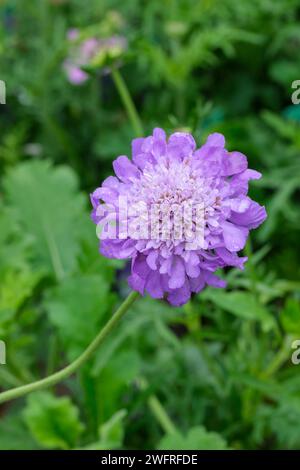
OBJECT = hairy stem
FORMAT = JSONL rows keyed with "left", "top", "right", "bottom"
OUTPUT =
{"left": 0, "top": 291, "right": 140, "bottom": 405}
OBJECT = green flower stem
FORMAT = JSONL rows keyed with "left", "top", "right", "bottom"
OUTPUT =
{"left": 111, "top": 68, "right": 144, "bottom": 137}
{"left": 139, "top": 377, "right": 177, "bottom": 435}
{"left": 261, "top": 334, "right": 294, "bottom": 379}
{"left": 0, "top": 291, "right": 140, "bottom": 405}
{"left": 147, "top": 394, "right": 177, "bottom": 435}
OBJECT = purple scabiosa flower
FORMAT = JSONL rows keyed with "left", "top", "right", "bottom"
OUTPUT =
{"left": 64, "top": 30, "right": 127, "bottom": 85}
{"left": 91, "top": 129, "right": 267, "bottom": 306}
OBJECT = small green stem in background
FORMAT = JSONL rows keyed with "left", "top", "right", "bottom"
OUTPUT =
{"left": 138, "top": 378, "right": 177, "bottom": 435}
{"left": 148, "top": 394, "right": 177, "bottom": 436}
{"left": 111, "top": 68, "right": 144, "bottom": 137}
{"left": 261, "top": 335, "right": 294, "bottom": 379}
{"left": 0, "top": 291, "right": 140, "bottom": 405}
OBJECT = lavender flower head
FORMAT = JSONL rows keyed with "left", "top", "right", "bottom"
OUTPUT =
{"left": 91, "top": 129, "right": 267, "bottom": 306}
{"left": 64, "top": 29, "right": 127, "bottom": 85}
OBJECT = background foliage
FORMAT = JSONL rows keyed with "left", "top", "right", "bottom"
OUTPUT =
{"left": 0, "top": 0, "right": 300, "bottom": 450}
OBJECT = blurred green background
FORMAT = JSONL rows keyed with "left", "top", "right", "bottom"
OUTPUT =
{"left": 0, "top": 0, "right": 300, "bottom": 450}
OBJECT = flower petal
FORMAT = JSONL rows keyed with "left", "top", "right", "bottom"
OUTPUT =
{"left": 128, "top": 272, "right": 146, "bottom": 295}
{"left": 216, "top": 247, "right": 248, "bottom": 270}
{"left": 230, "top": 201, "right": 267, "bottom": 229}
{"left": 113, "top": 155, "right": 140, "bottom": 182}
{"left": 222, "top": 151, "right": 248, "bottom": 176}
{"left": 205, "top": 133, "right": 225, "bottom": 148}
{"left": 168, "top": 256, "right": 186, "bottom": 289}
{"left": 132, "top": 254, "right": 150, "bottom": 279}
{"left": 167, "top": 280, "right": 191, "bottom": 306}
{"left": 222, "top": 221, "right": 249, "bottom": 252}
{"left": 146, "top": 271, "right": 164, "bottom": 298}
{"left": 100, "top": 239, "right": 136, "bottom": 259}
{"left": 146, "top": 250, "right": 159, "bottom": 270}
{"left": 203, "top": 271, "right": 227, "bottom": 288}
{"left": 132, "top": 137, "right": 145, "bottom": 159}
{"left": 168, "top": 132, "right": 196, "bottom": 159}
{"left": 189, "top": 272, "right": 205, "bottom": 293}
{"left": 230, "top": 169, "right": 262, "bottom": 195}
{"left": 224, "top": 196, "right": 251, "bottom": 213}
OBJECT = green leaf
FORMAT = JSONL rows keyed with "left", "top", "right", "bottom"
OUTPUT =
{"left": 99, "top": 409, "right": 127, "bottom": 446}
{"left": 96, "top": 349, "right": 141, "bottom": 421}
{"left": 0, "top": 267, "right": 42, "bottom": 327}
{"left": 45, "top": 274, "right": 115, "bottom": 360}
{"left": 255, "top": 399, "right": 300, "bottom": 449}
{"left": 0, "top": 205, "right": 31, "bottom": 275}
{"left": 158, "top": 426, "right": 228, "bottom": 450}
{"left": 81, "top": 410, "right": 127, "bottom": 450}
{"left": 23, "top": 392, "right": 84, "bottom": 450}
{"left": 0, "top": 414, "right": 41, "bottom": 450}
{"left": 3, "top": 160, "right": 86, "bottom": 280}
{"left": 202, "top": 289, "right": 275, "bottom": 331}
